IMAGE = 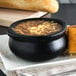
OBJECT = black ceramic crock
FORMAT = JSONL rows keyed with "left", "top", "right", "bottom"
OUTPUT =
{"left": 8, "top": 18, "right": 67, "bottom": 62}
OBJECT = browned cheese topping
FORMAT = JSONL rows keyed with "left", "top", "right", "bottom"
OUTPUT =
{"left": 13, "top": 20, "right": 62, "bottom": 36}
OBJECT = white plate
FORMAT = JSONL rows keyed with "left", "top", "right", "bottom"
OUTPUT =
{"left": 0, "top": 35, "right": 76, "bottom": 71}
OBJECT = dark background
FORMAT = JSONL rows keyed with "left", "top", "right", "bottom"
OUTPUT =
{"left": 51, "top": 4, "right": 76, "bottom": 25}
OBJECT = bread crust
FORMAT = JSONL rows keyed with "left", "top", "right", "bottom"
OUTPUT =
{"left": 0, "top": 0, "right": 59, "bottom": 13}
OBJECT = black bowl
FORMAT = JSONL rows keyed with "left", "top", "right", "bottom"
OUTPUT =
{"left": 8, "top": 18, "right": 67, "bottom": 62}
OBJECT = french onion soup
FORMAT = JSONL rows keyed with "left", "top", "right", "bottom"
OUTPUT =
{"left": 13, "top": 20, "right": 62, "bottom": 36}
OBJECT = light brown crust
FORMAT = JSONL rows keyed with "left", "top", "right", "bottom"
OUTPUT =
{"left": 0, "top": 0, "right": 59, "bottom": 13}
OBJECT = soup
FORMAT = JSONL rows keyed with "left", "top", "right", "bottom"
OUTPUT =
{"left": 13, "top": 20, "right": 62, "bottom": 36}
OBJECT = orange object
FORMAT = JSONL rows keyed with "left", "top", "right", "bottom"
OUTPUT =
{"left": 68, "top": 25, "right": 76, "bottom": 54}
